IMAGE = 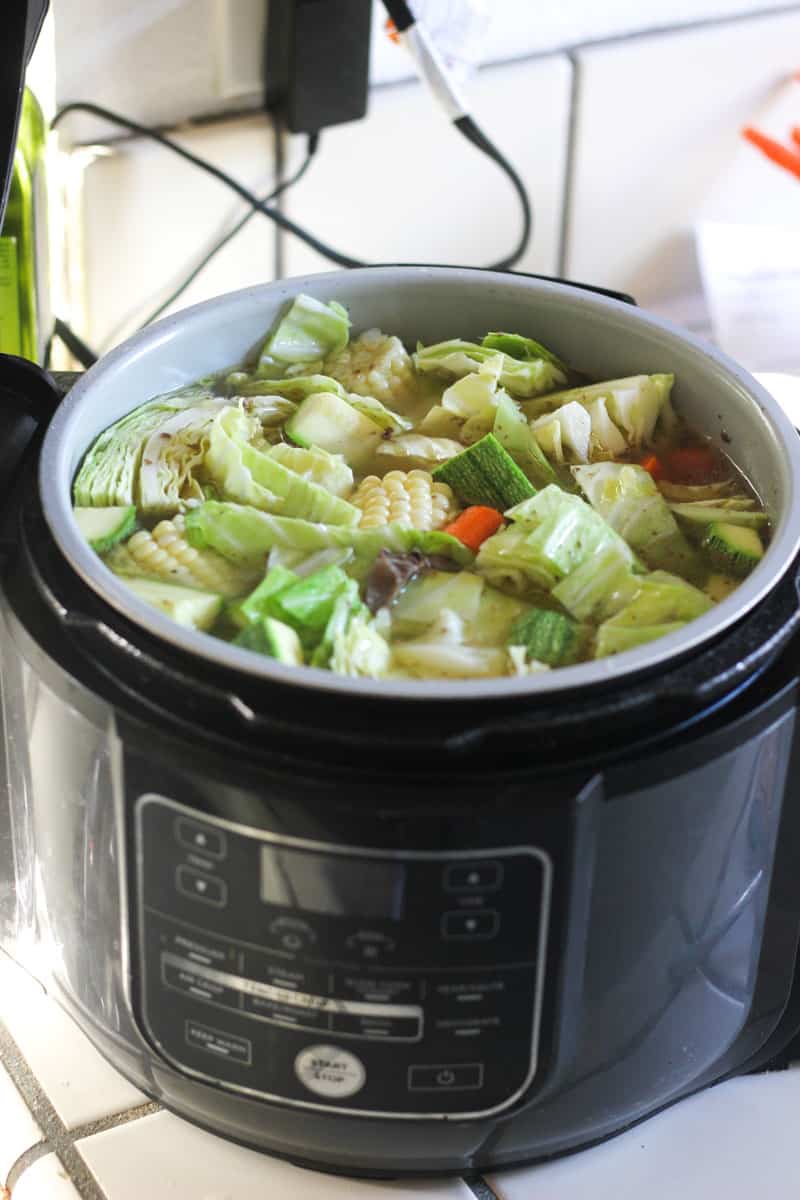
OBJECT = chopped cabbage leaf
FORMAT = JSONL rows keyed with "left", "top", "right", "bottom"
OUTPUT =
{"left": 73, "top": 383, "right": 214, "bottom": 508}
{"left": 572, "top": 462, "right": 703, "bottom": 581}
{"left": 258, "top": 294, "right": 350, "bottom": 372}
{"left": 492, "top": 391, "right": 556, "bottom": 487}
{"left": 391, "top": 611, "right": 508, "bottom": 678}
{"left": 417, "top": 405, "right": 464, "bottom": 438}
{"left": 551, "top": 542, "right": 639, "bottom": 621}
{"left": 235, "top": 373, "right": 346, "bottom": 401}
{"left": 669, "top": 501, "right": 769, "bottom": 528}
{"left": 185, "top": 502, "right": 475, "bottom": 568}
{"left": 391, "top": 572, "right": 484, "bottom": 633}
{"left": 477, "top": 486, "right": 637, "bottom": 594}
{"left": 414, "top": 339, "right": 567, "bottom": 398}
{"left": 585, "top": 397, "right": 628, "bottom": 459}
{"left": 330, "top": 609, "right": 391, "bottom": 677}
{"left": 205, "top": 406, "right": 359, "bottom": 526}
{"left": 600, "top": 570, "right": 712, "bottom": 628}
{"left": 595, "top": 621, "right": 686, "bottom": 657}
{"left": 441, "top": 356, "right": 503, "bottom": 418}
{"left": 311, "top": 580, "right": 363, "bottom": 668}
{"left": 481, "top": 331, "right": 566, "bottom": 370}
{"left": 532, "top": 402, "right": 591, "bottom": 464}
{"left": 346, "top": 393, "right": 413, "bottom": 433}
{"left": 138, "top": 400, "right": 227, "bottom": 517}
{"left": 657, "top": 479, "right": 736, "bottom": 503}
{"left": 376, "top": 434, "right": 464, "bottom": 467}
{"left": 507, "top": 645, "right": 551, "bottom": 675}
{"left": 267, "top": 443, "right": 353, "bottom": 497}
{"left": 524, "top": 374, "right": 674, "bottom": 448}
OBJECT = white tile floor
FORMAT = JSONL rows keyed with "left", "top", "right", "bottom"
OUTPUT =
{"left": 2, "top": 949, "right": 799, "bottom": 1199}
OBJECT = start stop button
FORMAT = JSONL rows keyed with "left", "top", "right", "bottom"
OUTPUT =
{"left": 294, "top": 1044, "right": 366, "bottom": 1099}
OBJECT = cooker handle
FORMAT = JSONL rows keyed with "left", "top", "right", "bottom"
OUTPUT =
{"left": 0, "top": 355, "right": 68, "bottom": 511}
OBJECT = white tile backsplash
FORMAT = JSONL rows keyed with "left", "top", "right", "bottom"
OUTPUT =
{"left": 78, "top": 1110, "right": 477, "bottom": 1200}
{"left": 0, "top": 1064, "right": 41, "bottom": 1179}
{"left": 565, "top": 8, "right": 800, "bottom": 316}
{"left": 282, "top": 54, "right": 572, "bottom": 281}
{"left": 0, "top": 954, "right": 147, "bottom": 1130}
{"left": 487, "top": 1066, "right": 800, "bottom": 1200}
{"left": 78, "top": 113, "right": 279, "bottom": 350}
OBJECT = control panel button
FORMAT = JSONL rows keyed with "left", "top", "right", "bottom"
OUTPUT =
{"left": 294, "top": 1045, "right": 366, "bottom": 1099}
{"left": 176, "top": 866, "right": 227, "bottom": 908}
{"left": 344, "top": 930, "right": 397, "bottom": 960}
{"left": 329, "top": 1011, "right": 422, "bottom": 1041}
{"left": 408, "top": 1063, "right": 484, "bottom": 1091}
{"left": 444, "top": 861, "right": 502, "bottom": 892}
{"left": 162, "top": 959, "right": 240, "bottom": 1009}
{"left": 185, "top": 1020, "right": 251, "bottom": 1065}
{"left": 441, "top": 910, "right": 499, "bottom": 940}
{"left": 175, "top": 818, "right": 227, "bottom": 860}
{"left": 269, "top": 916, "right": 317, "bottom": 953}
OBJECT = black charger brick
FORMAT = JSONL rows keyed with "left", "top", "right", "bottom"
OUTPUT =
{"left": 265, "top": 0, "right": 373, "bottom": 135}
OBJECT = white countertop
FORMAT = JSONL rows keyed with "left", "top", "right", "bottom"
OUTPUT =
{"left": 1, "top": 950, "right": 798, "bottom": 1199}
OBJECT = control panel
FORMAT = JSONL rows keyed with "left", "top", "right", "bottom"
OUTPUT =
{"left": 134, "top": 794, "right": 551, "bottom": 1119}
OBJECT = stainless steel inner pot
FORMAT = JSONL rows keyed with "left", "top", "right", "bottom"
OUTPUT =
{"left": 39, "top": 267, "right": 800, "bottom": 701}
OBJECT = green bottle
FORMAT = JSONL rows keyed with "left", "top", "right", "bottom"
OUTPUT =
{"left": 0, "top": 89, "right": 48, "bottom": 362}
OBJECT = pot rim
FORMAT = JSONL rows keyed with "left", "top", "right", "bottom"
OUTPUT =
{"left": 39, "top": 267, "right": 800, "bottom": 703}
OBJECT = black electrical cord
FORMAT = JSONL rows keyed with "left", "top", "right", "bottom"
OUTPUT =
{"left": 53, "top": 316, "right": 98, "bottom": 368}
{"left": 53, "top": 93, "right": 531, "bottom": 271}
{"left": 52, "top": 102, "right": 363, "bottom": 267}
{"left": 136, "top": 132, "right": 319, "bottom": 330}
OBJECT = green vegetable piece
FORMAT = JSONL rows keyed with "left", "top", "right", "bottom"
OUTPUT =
{"left": 552, "top": 543, "right": 640, "bottom": 621}
{"left": 185, "top": 502, "right": 474, "bottom": 568}
{"left": 508, "top": 608, "right": 585, "bottom": 667}
{"left": 524, "top": 374, "right": 674, "bottom": 448}
{"left": 285, "top": 391, "right": 384, "bottom": 470}
{"left": 267, "top": 443, "right": 353, "bottom": 497}
{"left": 669, "top": 502, "right": 770, "bottom": 530}
{"left": 391, "top": 572, "right": 485, "bottom": 633}
{"left": 124, "top": 578, "right": 223, "bottom": 631}
{"left": 572, "top": 462, "right": 703, "bottom": 583}
{"left": 492, "top": 391, "right": 555, "bottom": 487}
{"left": 235, "top": 374, "right": 347, "bottom": 400}
{"left": 311, "top": 580, "right": 363, "bottom": 668}
{"left": 259, "top": 294, "right": 350, "bottom": 371}
{"left": 414, "top": 339, "right": 567, "bottom": 398}
{"left": 73, "top": 505, "right": 136, "bottom": 554}
{"left": 235, "top": 565, "right": 299, "bottom": 629}
{"left": 329, "top": 610, "right": 391, "bottom": 678}
{"left": 269, "top": 565, "right": 352, "bottom": 648}
{"left": 595, "top": 621, "right": 686, "bottom": 658}
{"left": 432, "top": 434, "right": 537, "bottom": 511}
{"left": 599, "top": 570, "right": 712, "bottom": 632}
{"left": 702, "top": 522, "right": 764, "bottom": 577}
{"left": 262, "top": 618, "right": 304, "bottom": 665}
{"left": 73, "top": 382, "right": 214, "bottom": 508}
{"left": 206, "top": 406, "right": 360, "bottom": 526}
{"left": 481, "top": 331, "right": 566, "bottom": 369}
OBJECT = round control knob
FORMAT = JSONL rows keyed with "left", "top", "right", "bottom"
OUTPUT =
{"left": 294, "top": 1045, "right": 366, "bottom": 1099}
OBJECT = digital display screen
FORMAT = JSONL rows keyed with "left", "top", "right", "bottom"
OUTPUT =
{"left": 260, "top": 847, "right": 406, "bottom": 920}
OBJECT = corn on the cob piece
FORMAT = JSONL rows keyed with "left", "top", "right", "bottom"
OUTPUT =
{"left": 323, "top": 329, "right": 419, "bottom": 410}
{"left": 106, "top": 514, "right": 258, "bottom": 597}
{"left": 350, "top": 470, "right": 458, "bottom": 531}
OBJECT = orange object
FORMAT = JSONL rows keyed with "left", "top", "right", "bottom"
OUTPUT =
{"left": 742, "top": 126, "right": 800, "bottom": 181}
{"left": 444, "top": 506, "right": 506, "bottom": 552}
{"left": 664, "top": 446, "right": 719, "bottom": 485}
{"left": 385, "top": 18, "right": 401, "bottom": 44}
{"left": 792, "top": 126, "right": 800, "bottom": 149}
{"left": 638, "top": 454, "right": 664, "bottom": 480}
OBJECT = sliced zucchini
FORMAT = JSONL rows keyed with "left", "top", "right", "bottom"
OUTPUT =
{"left": 73, "top": 505, "right": 136, "bottom": 554}
{"left": 702, "top": 522, "right": 764, "bottom": 577}
{"left": 285, "top": 391, "right": 382, "bottom": 469}
{"left": 432, "top": 434, "right": 537, "bottom": 511}
{"left": 124, "top": 578, "right": 223, "bottom": 631}
{"left": 507, "top": 608, "right": 585, "bottom": 667}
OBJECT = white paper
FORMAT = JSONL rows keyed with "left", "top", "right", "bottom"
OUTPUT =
{"left": 696, "top": 221, "right": 800, "bottom": 373}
